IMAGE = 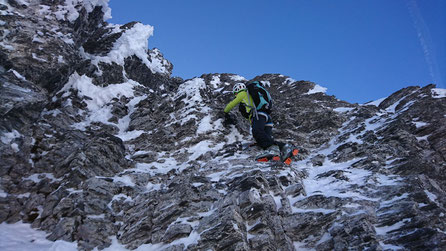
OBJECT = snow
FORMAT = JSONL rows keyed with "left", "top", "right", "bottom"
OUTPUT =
{"left": 285, "top": 77, "right": 296, "bottom": 85}
{"left": 176, "top": 78, "right": 206, "bottom": 105}
{"left": 0, "top": 188, "right": 7, "bottom": 198}
{"left": 32, "top": 53, "right": 47, "bottom": 62}
{"left": 60, "top": 73, "right": 136, "bottom": 109}
{"left": 379, "top": 193, "right": 409, "bottom": 208}
{"left": 131, "top": 154, "right": 189, "bottom": 176}
{"left": 58, "top": 72, "right": 141, "bottom": 131}
{"left": 187, "top": 140, "right": 224, "bottom": 161}
{"left": 269, "top": 191, "right": 282, "bottom": 210}
{"left": 292, "top": 159, "right": 378, "bottom": 204}
{"left": 413, "top": 121, "right": 428, "bottom": 128}
{"left": 196, "top": 115, "right": 213, "bottom": 134}
{"left": 293, "top": 241, "right": 314, "bottom": 251}
{"left": 1, "top": 129, "right": 21, "bottom": 144}
{"left": 230, "top": 75, "right": 246, "bottom": 81}
{"left": 81, "top": 23, "right": 167, "bottom": 74}
{"left": 23, "top": 173, "right": 61, "bottom": 183}
{"left": 146, "top": 183, "right": 162, "bottom": 191}
{"left": 0, "top": 222, "right": 78, "bottom": 251}
{"left": 333, "top": 107, "right": 354, "bottom": 113}
{"left": 54, "top": 0, "right": 111, "bottom": 22}
{"left": 0, "top": 41, "right": 14, "bottom": 50}
{"left": 379, "top": 241, "right": 404, "bottom": 250}
{"left": 375, "top": 218, "right": 410, "bottom": 235}
{"left": 316, "top": 232, "right": 332, "bottom": 245}
{"left": 117, "top": 130, "right": 144, "bottom": 141}
{"left": 385, "top": 91, "right": 416, "bottom": 114}
{"left": 416, "top": 135, "right": 429, "bottom": 141}
{"left": 292, "top": 208, "right": 336, "bottom": 214}
{"left": 424, "top": 189, "right": 438, "bottom": 203}
{"left": 111, "top": 175, "right": 135, "bottom": 187}
{"left": 307, "top": 84, "right": 327, "bottom": 94}
{"left": 262, "top": 80, "right": 271, "bottom": 87}
{"left": 11, "top": 69, "right": 27, "bottom": 81}
{"left": 363, "top": 97, "right": 386, "bottom": 107}
{"left": 117, "top": 95, "right": 147, "bottom": 138}
{"left": 431, "top": 88, "right": 446, "bottom": 98}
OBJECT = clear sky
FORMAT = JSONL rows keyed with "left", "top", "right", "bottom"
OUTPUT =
{"left": 109, "top": 0, "right": 445, "bottom": 103}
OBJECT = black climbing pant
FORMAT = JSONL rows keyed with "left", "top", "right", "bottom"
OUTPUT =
{"left": 251, "top": 112, "right": 284, "bottom": 150}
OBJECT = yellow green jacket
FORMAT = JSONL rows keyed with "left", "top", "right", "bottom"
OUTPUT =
{"left": 224, "top": 90, "right": 254, "bottom": 119}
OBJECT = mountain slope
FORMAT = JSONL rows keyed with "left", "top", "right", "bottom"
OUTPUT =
{"left": 1, "top": 1, "right": 446, "bottom": 250}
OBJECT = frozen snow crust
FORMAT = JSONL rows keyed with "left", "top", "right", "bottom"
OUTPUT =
{"left": 1, "top": 1, "right": 446, "bottom": 250}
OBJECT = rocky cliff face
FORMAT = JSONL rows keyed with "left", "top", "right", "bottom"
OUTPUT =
{"left": 1, "top": 1, "right": 446, "bottom": 250}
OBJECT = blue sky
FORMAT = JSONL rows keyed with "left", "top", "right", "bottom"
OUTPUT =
{"left": 109, "top": 0, "right": 445, "bottom": 103}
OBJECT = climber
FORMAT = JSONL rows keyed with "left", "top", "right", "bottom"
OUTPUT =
{"left": 223, "top": 81, "right": 293, "bottom": 161}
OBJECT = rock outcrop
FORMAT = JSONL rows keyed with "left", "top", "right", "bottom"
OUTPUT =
{"left": 1, "top": 1, "right": 445, "bottom": 250}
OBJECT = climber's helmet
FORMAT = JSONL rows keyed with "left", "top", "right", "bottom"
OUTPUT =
{"left": 233, "top": 83, "right": 246, "bottom": 95}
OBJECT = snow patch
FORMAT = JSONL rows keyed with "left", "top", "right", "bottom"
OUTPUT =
{"left": 413, "top": 121, "right": 428, "bottom": 128}
{"left": 0, "top": 222, "right": 78, "bottom": 251}
{"left": 424, "top": 189, "right": 438, "bottom": 203}
{"left": 363, "top": 97, "right": 386, "bottom": 107}
{"left": 230, "top": 75, "right": 246, "bottom": 81}
{"left": 23, "top": 173, "right": 61, "bottom": 183}
{"left": 54, "top": 0, "right": 111, "bottom": 22}
{"left": 285, "top": 77, "right": 296, "bottom": 85}
{"left": 81, "top": 23, "right": 167, "bottom": 74}
{"left": 333, "top": 107, "right": 354, "bottom": 113}
{"left": 375, "top": 218, "right": 410, "bottom": 235}
{"left": 1, "top": 130, "right": 21, "bottom": 144}
{"left": 431, "top": 88, "right": 446, "bottom": 98}
{"left": 58, "top": 72, "right": 140, "bottom": 131}
{"left": 307, "top": 84, "right": 327, "bottom": 94}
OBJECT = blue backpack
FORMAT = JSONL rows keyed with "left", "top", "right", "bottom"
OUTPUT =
{"left": 246, "top": 81, "right": 272, "bottom": 113}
